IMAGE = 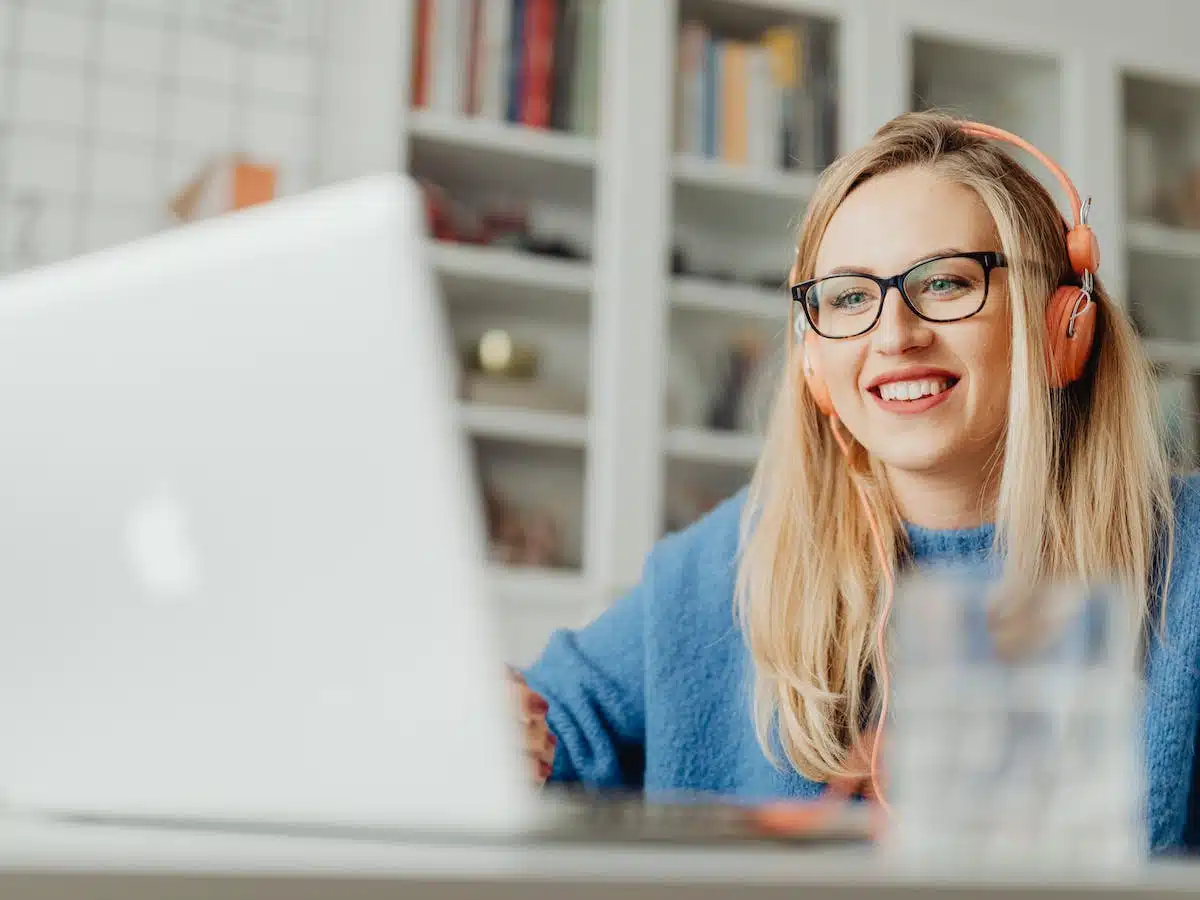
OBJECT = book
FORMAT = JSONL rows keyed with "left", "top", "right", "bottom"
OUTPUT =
{"left": 571, "top": 0, "right": 601, "bottom": 136}
{"left": 721, "top": 41, "right": 748, "bottom": 165}
{"left": 521, "top": 0, "right": 558, "bottom": 127}
{"left": 407, "top": 0, "right": 600, "bottom": 137}
{"left": 479, "top": 0, "right": 512, "bottom": 120}
{"left": 411, "top": 0, "right": 433, "bottom": 108}
{"left": 550, "top": 0, "right": 579, "bottom": 131}
{"left": 506, "top": 0, "right": 526, "bottom": 123}
{"left": 431, "top": 0, "right": 465, "bottom": 114}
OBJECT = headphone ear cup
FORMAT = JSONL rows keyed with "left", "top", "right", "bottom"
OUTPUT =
{"left": 1045, "top": 285, "right": 1096, "bottom": 388}
{"left": 802, "top": 330, "right": 835, "bottom": 416}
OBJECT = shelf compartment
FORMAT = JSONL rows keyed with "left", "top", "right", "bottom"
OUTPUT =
{"left": 1128, "top": 251, "right": 1200, "bottom": 345}
{"left": 409, "top": 111, "right": 597, "bottom": 206}
{"left": 432, "top": 242, "right": 593, "bottom": 321}
{"left": 471, "top": 437, "right": 587, "bottom": 573}
{"left": 911, "top": 34, "right": 1066, "bottom": 215}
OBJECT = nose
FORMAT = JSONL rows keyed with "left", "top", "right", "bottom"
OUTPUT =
{"left": 870, "top": 286, "right": 934, "bottom": 355}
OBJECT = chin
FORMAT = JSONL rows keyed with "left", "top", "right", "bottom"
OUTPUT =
{"left": 868, "top": 440, "right": 958, "bottom": 475}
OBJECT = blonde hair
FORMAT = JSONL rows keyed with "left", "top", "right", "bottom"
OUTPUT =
{"left": 736, "top": 110, "right": 1175, "bottom": 783}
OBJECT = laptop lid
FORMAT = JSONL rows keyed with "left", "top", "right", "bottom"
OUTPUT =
{"left": 0, "top": 174, "right": 537, "bottom": 835}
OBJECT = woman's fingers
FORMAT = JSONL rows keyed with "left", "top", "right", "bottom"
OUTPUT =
{"left": 750, "top": 799, "right": 842, "bottom": 835}
{"left": 507, "top": 670, "right": 556, "bottom": 784}
{"left": 524, "top": 713, "right": 555, "bottom": 754}
{"left": 523, "top": 688, "right": 549, "bottom": 717}
{"left": 528, "top": 750, "right": 553, "bottom": 784}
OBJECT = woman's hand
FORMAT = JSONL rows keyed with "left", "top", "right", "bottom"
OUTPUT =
{"left": 749, "top": 731, "right": 885, "bottom": 839}
{"left": 508, "top": 668, "right": 556, "bottom": 785}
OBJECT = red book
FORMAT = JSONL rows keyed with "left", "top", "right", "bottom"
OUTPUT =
{"left": 521, "top": 0, "right": 558, "bottom": 128}
{"left": 410, "top": 0, "right": 432, "bottom": 108}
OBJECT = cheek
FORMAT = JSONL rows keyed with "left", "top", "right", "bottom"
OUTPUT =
{"left": 817, "top": 343, "right": 864, "bottom": 399}
{"left": 966, "top": 334, "right": 1012, "bottom": 413}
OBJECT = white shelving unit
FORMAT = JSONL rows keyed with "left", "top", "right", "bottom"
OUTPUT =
{"left": 7, "top": 0, "right": 1200, "bottom": 663}
{"left": 1119, "top": 70, "right": 1200, "bottom": 466}
{"left": 319, "top": 0, "right": 1200, "bottom": 660}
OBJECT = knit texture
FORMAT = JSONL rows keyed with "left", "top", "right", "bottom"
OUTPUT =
{"left": 523, "top": 474, "right": 1200, "bottom": 853}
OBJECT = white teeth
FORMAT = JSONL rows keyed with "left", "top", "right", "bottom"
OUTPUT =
{"left": 879, "top": 378, "right": 948, "bottom": 402}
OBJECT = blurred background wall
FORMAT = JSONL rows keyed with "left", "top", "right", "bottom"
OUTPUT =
{"left": 1, "top": 0, "right": 1198, "bottom": 663}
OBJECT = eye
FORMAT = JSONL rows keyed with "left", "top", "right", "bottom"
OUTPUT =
{"left": 918, "top": 274, "right": 973, "bottom": 298}
{"left": 830, "top": 289, "right": 873, "bottom": 311}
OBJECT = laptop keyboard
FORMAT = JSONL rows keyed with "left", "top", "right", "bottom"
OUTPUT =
{"left": 539, "top": 788, "right": 872, "bottom": 844}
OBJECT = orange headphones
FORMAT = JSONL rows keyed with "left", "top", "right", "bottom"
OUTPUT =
{"left": 800, "top": 120, "right": 1101, "bottom": 418}
{"left": 791, "top": 121, "right": 1101, "bottom": 818}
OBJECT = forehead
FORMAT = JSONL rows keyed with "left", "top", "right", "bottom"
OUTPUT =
{"left": 814, "top": 166, "right": 998, "bottom": 277}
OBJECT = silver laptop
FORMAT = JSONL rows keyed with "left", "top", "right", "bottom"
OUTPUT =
{"left": 0, "top": 174, "right": 868, "bottom": 845}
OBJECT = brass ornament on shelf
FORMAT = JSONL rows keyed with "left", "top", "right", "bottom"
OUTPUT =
{"left": 462, "top": 329, "right": 539, "bottom": 379}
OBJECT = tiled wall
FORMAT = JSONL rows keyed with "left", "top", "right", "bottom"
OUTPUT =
{"left": 0, "top": 0, "right": 326, "bottom": 274}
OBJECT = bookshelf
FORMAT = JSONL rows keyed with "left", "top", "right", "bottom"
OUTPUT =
{"left": 335, "top": 0, "right": 1200, "bottom": 661}
{"left": 397, "top": 0, "right": 613, "bottom": 660}
{"left": 6, "top": 0, "right": 1199, "bottom": 664}
{"left": 662, "top": 0, "right": 837, "bottom": 540}
{"left": 1121, "top": 71, "right": 1200, "bottom": 467}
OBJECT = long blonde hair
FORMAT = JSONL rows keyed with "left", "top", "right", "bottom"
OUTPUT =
{"left": 736, "top": 111, "right": 1175, "bottom": 783}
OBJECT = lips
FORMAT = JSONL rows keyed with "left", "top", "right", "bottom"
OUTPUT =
{"left": 866, "top": 367, "right": 960, "bottom": 415}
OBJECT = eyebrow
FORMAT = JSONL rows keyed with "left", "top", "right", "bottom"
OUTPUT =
{"left": 820, "top": 247, "right": 967, "bottom": 278}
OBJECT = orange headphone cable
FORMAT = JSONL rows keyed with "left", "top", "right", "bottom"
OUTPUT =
{"left": 828, "top": 416, "right": 894, "bottom": 817}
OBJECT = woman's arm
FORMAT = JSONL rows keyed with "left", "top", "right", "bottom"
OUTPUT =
{"left": 517, "top": 556, "right": 654, "bottom": 789}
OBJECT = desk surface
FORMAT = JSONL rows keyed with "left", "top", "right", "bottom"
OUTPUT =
{"left": 2, "top": 816, "right": 1200, "bottom": 899}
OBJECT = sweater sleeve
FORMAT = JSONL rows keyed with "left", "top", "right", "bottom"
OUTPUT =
{"left": 518, "top": 554, "right": 654, "bottom": 789}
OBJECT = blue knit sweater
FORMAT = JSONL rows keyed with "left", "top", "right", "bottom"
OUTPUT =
{"left": 523, "top": 474, "right": 1200, "bottom": 854}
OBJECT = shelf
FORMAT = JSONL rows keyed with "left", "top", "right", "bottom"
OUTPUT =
{"left": 673, "top": 154, "right": 818, "bottom": 200}
{"left": 460, "top": 403, "right": 589, "bottom": 449}
{"left": 664, "top": 426, "right": 763, "bottom": 466}
{"left": 410, "top": 110, "right": 598, "bottom": 167}
{"left": 489, "top": 565, "right": 596, "bottom": 608}
{"left": 408, "top": 111, "right": 597, "bottom": 205}
{"left": 1127, "top": 221, "right": 1200, "bottom": 259}
{"left": 1144, "top": 339, "right": 1200, "bottom": 371}
{"left": 671, "top": 275, "right": 788, "bottom": 319}
{"left": 430, "top": 242, "right": 593, "bottom": 320}
{"left": 431, "top": 242, "right": 593, "bottom": 293}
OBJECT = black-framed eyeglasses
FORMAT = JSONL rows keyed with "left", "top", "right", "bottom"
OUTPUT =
{"left": 791, "top": 251, "right": 1008, "bottom": 339}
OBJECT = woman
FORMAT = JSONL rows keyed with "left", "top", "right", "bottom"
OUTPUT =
{"left": 513, "top": 111, "right": 1200, "bottom": 853}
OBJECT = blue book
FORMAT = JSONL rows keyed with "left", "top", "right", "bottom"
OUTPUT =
{"left": 507, "top": 0, "right": 526, "bottom": 123}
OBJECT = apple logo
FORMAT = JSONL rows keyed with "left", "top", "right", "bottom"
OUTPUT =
{"left": 126, "top": 487, "right": 201, "bottom": 602}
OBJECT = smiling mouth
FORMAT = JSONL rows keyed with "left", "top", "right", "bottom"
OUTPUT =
{"left": 868, "top": 376, "right": 959, "bottom": 403}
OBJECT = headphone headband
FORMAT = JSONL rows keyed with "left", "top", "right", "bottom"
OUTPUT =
{"left": 958, "top": 121, "right": 1100, "bottom": 279}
